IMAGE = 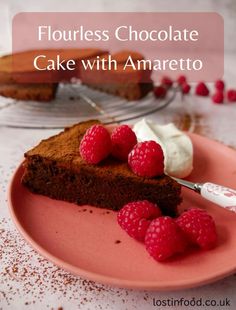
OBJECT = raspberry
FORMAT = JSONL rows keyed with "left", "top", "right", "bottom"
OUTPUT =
{"left": 215, "top": 79, "right": 225, "bottom": 91}
{"left": 176, "top": 208, "right": 217, "bottom": 250}
{"left": 111, "top": 125, "right": 137, "bottom": 161}
{"left": 195, "top": 82, "right": 209, "bottom": 96}
{"left": 153, "top": 85, "right": 167, "bottom": 99}
{"left": 227, "top": 89, "right": 236, "bottom": 102}
{"left": 128, "top": 141, "right": 164, "bottom": 177}
{"left": 79, "top": 124, "right": 111, "bottom": 164}
{"left": 181, "top": 83, "right": 191, "bottom": 94}
{"left": 212, "top": 91, "right": 224, "bottom": 104}
{"left": 161, "top": 76, "right": 173, "bottom": 88}
{"left": 177, "top": 75, "right": 187, "bottom": 85}
{"left": 117, "top": 200, "right": 162, "bottom": 241}
{"left": 145, "top": 217, "right": 187, "bottom": 261}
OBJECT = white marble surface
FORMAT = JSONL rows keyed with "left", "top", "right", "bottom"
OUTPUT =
{"left": 1, "top": 1, "right": 236, "bottom": 309}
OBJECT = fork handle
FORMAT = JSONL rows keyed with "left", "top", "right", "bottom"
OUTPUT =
{"left": 201, "top": 182, "right": 236, "bottom": 212}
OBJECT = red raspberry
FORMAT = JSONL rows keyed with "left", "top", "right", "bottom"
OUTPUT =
{"left": 161, "top": 76, "right": 173, "bottom": 88}
{"left": 128, "top": 141, "right": 164, "bottom": 178}
{"left": 117, "top": 200, "right": 162, "bottom": 241}
{"left": 227, "top": 89, "right": 236, "bottom": 102}
{"left": 145, "top": 217, "right": 187, "bottom": 261}
{"left": 153, "top": 85, "right": 167, "bottom": 99}
{"left": 195, "top": 82, "right": 209, "bottom": 96}
{"left": 79, "top": 124, "right": 111, "bottom": 164}
{"left": 111, "top": 125, "right": 137, "bottom": 161}
{"left": 212, "top": 91, "right": 224, "bottom": 104}
{"left": 181, "top": 83, "right": 191, "bottom": 94}
{"left": 215, "top": 79, "right": 225, "bottom": 91}
{"left": 176, "top": 208, "right": 217, "bottom": 250}
{"left": 177, "top": 75, "right": 187, "bottom": 85}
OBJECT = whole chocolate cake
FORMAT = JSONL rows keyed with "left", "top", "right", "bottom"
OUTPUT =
{"left": 0, "top": 49, "right": 153, "bottom": 102}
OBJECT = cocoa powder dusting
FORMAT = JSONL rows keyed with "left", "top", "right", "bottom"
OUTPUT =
{"left": 0, "top": 217, "right": 131, "bottom": 308}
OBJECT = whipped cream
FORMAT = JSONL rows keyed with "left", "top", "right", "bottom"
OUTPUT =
{"left": 133, "top": 119, "right": 193, "bottom": 178}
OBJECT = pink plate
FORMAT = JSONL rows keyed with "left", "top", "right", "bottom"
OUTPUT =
{"left": 8, "top": 133, "right": 236, "bottom": 290}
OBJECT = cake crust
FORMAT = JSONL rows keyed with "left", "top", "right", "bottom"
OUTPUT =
{"left": 0, "top": 83, "right": 58, "bottom": 102}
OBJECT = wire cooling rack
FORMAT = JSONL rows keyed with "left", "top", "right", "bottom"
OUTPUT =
{"left": 0, "top": 83, "right": 176, "bottom": 129}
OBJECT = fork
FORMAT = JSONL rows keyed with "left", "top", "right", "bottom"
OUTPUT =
{"left": 172, "top": 177, "right": 236, "bottom": 213}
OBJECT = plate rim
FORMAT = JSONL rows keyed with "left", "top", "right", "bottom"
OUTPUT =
{"left": 7, "top": 133, "right": 236, "bottom": 291}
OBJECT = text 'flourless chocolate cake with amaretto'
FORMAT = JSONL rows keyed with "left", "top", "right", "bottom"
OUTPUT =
{"left": 22, "top": 120, "right": 182, "bottom": 216}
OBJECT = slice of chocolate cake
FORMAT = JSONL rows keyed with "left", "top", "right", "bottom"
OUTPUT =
{"left": 22, "top": 120, "right": 182, "bottom": 215}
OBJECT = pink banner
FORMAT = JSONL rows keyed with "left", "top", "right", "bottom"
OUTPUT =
{"left": 12, "top": 12, "right": 224, "bottom": 83}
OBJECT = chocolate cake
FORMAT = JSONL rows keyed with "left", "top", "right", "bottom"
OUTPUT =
{"left": 0, "top": 49, "right": 153, "bottom": 102}
{"left": 22, "top": 120, "right": 182, "bottom": 215}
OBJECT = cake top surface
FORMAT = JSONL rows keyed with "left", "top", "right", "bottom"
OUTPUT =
{"left": 25, "top": 120, "right": 178, "bottom": 187}
{"left": 0, "top": 49, "right": 107, "bottom": 73}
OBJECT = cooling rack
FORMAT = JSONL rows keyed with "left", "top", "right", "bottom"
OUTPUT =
{"left": 0, "top": 83, "right": 176, "bottom": 129}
